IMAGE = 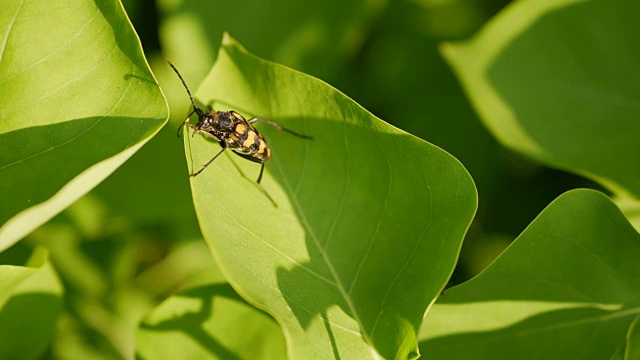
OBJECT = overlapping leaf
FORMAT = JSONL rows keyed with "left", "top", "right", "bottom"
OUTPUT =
{"left": 442, "top": 0, "right": 640, "bottom": 199}
{"left": 420, "top": 189, "right": 640, "bottom": 359}
{"left": 182, "top": 35, "right": 477, "bottom": 359}
{"left": 0, "top": 0, "right": 168, "bottom": 251}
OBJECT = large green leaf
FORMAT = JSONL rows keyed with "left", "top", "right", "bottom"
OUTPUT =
{"left": 137, "top": 283, "right": 286, "bottom": 360}
{"left": 420, "top": 189, "right": 640, "bottom": 359}
{"left": 441, "top": 0, "right": 640, "bottom": 198}
{"left": 179, "top": 34, "right": 477, "bottom": 359}
{"left": 0, "top": 0, "right": 168, "bottom": 251}
{"left": 0, "top": 248, "right": 63, "bottom": 360}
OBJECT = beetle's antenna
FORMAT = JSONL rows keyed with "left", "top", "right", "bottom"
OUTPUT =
{"left": 165, "top": 58, "right": 202, "bottom": 116}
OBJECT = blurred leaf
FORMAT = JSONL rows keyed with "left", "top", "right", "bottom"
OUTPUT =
{"left": 0, "top": 248, "right": 63, "bottom": 360}
{"left": 610, "top": 315, "right": 640, "bottom": 360}
{"left": 442, "top": 0, "right": 640, "bottom": 199}
{"left": 90, "top": 124, "right": 201, "bottom": 240}
{"left": 26, "top": 196, "right": 219, "bottom": 360}
{"left": 405, "top": 0, "right": 491, "bottom": 39}
{"left": 135, "top": 238, "right": 225, "bottom": 294}
{"left": 607, "top": 316, "right": 640, "bottom": 360}
{"left": 420, "top": 189, "right": 640, "bottom": 359}
{"left": 24, "top": 187, "right": 210, "bottom": 357}
{"left": 137, "top": 283, "right": 286, "bottom": 360}
{"left": 157, "top": 0, "right": 386, "bottom": 96}
{"left": 0, "top": 0, "right": 168, "bottom": 251}
{"left": 181, "top": 34, "right": 477, "bottom": 359}
{"left": 611, "top": 345, "right": 624, "bottom": 360}
{"left": 620, "top": 316, "right": 640, "bottom": 360}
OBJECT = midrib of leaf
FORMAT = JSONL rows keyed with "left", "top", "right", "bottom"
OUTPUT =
{"left": 276, "top": 159, "right": 375, "bottom": 350}
{"left": 230, "top": 242, "right": 361, "bottom": 337}
{"left": 206, "top": 177, "right": 336, "bottom": 287}
{"left": 205, "top": 182, "right": 365, "bottom": 355}
{"left": 272, "top": 130, "right": 389, "bottom": 358}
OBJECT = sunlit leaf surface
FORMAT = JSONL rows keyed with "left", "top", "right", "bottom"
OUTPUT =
{"left": 181, "top": 34, "right": 477, "bottom": 359}
{"left": 0, "top": 0, "right": 168, "bottom": 251}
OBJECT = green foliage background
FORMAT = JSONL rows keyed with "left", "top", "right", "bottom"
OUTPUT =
{"left": 1, "top": 0, "right": 639, "bottom": 359}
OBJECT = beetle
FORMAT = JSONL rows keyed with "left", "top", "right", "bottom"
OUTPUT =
{"left": 166, "top": 59, "right": 311, "bottom": 204}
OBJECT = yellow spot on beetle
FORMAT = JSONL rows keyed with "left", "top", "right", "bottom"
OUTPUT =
{"left": 235, "top": 123, "right": 246, "bottom": 135}
{"left": 243, "top": 131, "right": 256, "bottom": 147}
{"left": 230, "top": 133, "right": 240, "bottom": 141}
{"left": 258, "top": 140, "right": 266, "bottom": 154}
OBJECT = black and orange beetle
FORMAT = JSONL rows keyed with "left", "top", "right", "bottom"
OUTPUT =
{"left": 166, "top": 59, "right": 311, "bottom": 204}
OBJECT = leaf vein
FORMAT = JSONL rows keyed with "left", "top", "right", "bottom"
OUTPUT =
{"left": 347, "top": 133, "right": 392, "bottom": 295}
{"left": 0, "top": 61, "right": 131, "bottom": 171}
{"left": 0, "top": 0, "right": 24, "bottom": 68}
{"left": 209, "top": 185, "right": 337, "bottom": 287}
{"left": 273, "top": 126, "right": 375, "bottom": 349}
{"left": 369, "top": 148, "right": 434, "bottom": 338}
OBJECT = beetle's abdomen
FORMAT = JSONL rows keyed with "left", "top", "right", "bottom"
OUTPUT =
{"left": 227, "top": 121, "right": 271, "bottom": 161}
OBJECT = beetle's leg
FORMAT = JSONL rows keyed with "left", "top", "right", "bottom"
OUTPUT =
{"left": 189, "top": 127, "right": 226, "bottom": 177}
{"left": 232, "top": 151, "right": 266, "bottom": 183}
{"left": 177, "top": 110, "right": 195, "bottom": 137}
{"left": 248, "top": 117, "right": 312, "bottom": 139}
{"left": 232, "top": 151, "right": 276, "bottom": 207}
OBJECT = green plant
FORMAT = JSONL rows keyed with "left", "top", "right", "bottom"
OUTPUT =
{"left": 1, "top": 0, "right": 638, "bottom": 359}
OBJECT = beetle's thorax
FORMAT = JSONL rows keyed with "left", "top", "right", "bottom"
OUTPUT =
{"left": 196, "top": 111, "right": 235, "bottom": 134}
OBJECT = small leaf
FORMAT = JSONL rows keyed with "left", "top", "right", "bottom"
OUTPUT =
{"left": 0, "top": 248, "right": 63, "bottom": 360}
{"left": 420, "top": 189, "right": 640, "bottom": 359}
{"left": 0, "top": 0, "right": 168, "bottom": 251}
{"left": 181, "top": 34, "right": 477, "bottom": 359}
{"left": 442, "top": 0, "right": 640, "bottom": 198}
{"left": 137, "top": 284, "right": 287, "bottom": 360}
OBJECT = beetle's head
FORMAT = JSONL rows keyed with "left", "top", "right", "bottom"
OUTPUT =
{"left": 194, "top": 108, "right": 215, "bottom": 131}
